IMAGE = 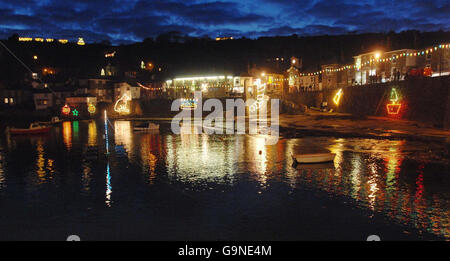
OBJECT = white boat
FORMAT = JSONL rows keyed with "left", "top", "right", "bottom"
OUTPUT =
{"left": 292, "top": 153, "right": 336, "bottom": 164}
{"left": 134, "top": 122, "right": 160, "bottom": 131}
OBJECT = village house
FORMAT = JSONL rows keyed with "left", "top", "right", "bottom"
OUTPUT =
{"left": 354, "top": 49, "right": 417, "bottom": 84}
{"left": 114, "top": 81, "right": 141, "bottom": 101}
{"left": 0, "top": 84, "right": 33, "bottom": 109}
{"left": 79, "top": 78, "right": 114, "bottom": 103}
{"left": 33, "top": 89, "right": 54, "bottom": 110}
{"left": 321, "top": 64, "right": 352, "bottom": 89}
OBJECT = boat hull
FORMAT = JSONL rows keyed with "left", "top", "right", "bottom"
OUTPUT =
{"left": 293, "top": 153, "right": 336, "bottom": 164}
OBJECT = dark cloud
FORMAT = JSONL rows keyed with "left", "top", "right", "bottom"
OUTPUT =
{"left": 0, "top": 0, "right": 448, "bottom": 44}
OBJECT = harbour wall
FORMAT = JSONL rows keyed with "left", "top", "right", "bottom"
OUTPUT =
{"left": 282, "top": 76, "right": 450, "bottom": 128}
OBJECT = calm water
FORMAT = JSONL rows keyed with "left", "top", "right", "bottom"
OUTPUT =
{"left": 0, "top": 120, "right": 448, "bottom": 240}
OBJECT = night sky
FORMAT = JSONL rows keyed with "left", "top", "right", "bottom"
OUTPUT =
{"left": 0, "top": 0, "right": 449, "bottom": 44}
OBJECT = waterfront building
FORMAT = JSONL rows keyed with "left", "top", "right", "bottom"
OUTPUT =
{"left": 298, "top": 73, "right": 321, "bottom": 91}
{"left": 321, "top": 64, "right": 352, "bottom": 89}
{"left": 79, "top": 78, "right": 114, "bottom": 103}
{"left": 164, "top": 75, "right": 245, "bottom": 99}
{"left": 114, "top": 81, "right": 141, "bottom": 101}
{"left": 0, "top": 84, "right": 32, "bottom": 109}
{"left": 354, "top": 49, "right": 417, "bottom": 84}
{"left": 33, "top": 89, "right": 54, "bottom": 110}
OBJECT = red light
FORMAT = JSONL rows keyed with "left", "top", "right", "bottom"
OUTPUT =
{"left": 62, "top": 104, "right": 71, "bottom": 115}
{"left": 386, "top": 103, "right": 401, "bottom": 115}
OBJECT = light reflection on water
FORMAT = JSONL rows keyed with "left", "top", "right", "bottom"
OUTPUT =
{"left": 0, "top": 120, "right": 448, "bottom": 239}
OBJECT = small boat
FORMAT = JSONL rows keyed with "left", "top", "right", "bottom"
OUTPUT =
{"left": 51, "top": 116, "right": 62, "bottom": 124}
{"left": 134, "top": 122, "right": 160, "bottom": 131}
{"left": 8, "top": 123, "right": 52, "bottom": 135}
{"left": 292, "top": 153, "right": 336, "bottom": 164}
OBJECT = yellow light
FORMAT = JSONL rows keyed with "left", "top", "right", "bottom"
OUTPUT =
{"left": 333, "top": 88, "right": 343, "bottom": 105}
{"left": 58, "top": 39, "right": 68, "bottom": 44}
{"left": 375, "top": 52, "right": 381, "bottom": 59}
{"left": 114, "top": 93, "right": 131, "bottom": 114}
{"left": 34, "top": 38, "right": 44, "bottom": 42}
{"left": 261, "top": 72, "right": 265, "bottom": 77}
{"left": 33, "top": 55, "right": 38, "bottom": 60}
{"left": 18, "top": 37, "right": 33, "bottom": 41}
{"left": 77, "top": 37, "right": 85, "bottom": 45}
{"left": 46, "top": 38, "right": 54, "bottom": 42}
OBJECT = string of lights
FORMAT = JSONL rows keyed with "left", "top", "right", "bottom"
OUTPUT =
{"left": 297, "top": 43, "right": 450, "bottom": 77}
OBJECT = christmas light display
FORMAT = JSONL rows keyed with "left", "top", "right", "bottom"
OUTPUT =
{"left": 180, "top": 98, "right": 198, "bottom": 110}
{"left": 114, "top": 93, "right": 131, "bottom": 114}
{"left": 386, "top": 88, "right": 402, "bottom": 115}
{"left": 271, "top": 42, "right": 449, "bottom": 77}
{"left": 88, "top": 103, "right": 96, "bottom": 114}
{"left": 62, "top": 104, "right": 71, "bottom": 115}
{"left": 72, "top": 109, "right": 79, "bottom": 117}
{"left": 77, "top": 38, "right": 85, "bottom": 46}
{"left": 333, "top": 88, "right": 343, "bottom": 105}
{"left": 249, "top": 79, "right": 266, "bottom": 112}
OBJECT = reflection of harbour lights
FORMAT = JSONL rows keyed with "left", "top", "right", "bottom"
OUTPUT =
{"left": 62, "top": 121, "right": 72, "bottom": 150}
{"left": 36, "top": 140, "right": 46, "bottom": 182}
{"left": 88, "top": 121, "right": 97, "bottom": 146}
{"left": 367, "top": 161, "right": 379, "bottom": 211}
{"left": 114, "top": 121, "right": 133, "bottom": 153}
{"left": 350, "top": 154, "right": 362, "bottom": 200}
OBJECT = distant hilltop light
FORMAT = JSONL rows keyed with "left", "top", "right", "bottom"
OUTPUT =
{"left": 215, "top": 36, "right": 233, "bottom": 41}
{"left": 77, "top": 37, "right": 85, "bottom": 46}
{"left": 17, "top": 36, "right": 75, "bottom": 44}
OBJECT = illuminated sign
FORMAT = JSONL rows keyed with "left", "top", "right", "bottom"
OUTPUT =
{"left": 180, "top": 98, "right": 198, "bottom": 110}
{"left": 88, "top": 104, "right": 96, "bottom": 114}
{"left": 105, "top": 51, "right": 116, "bottom": 58}
{"left": 387, "top": 88, "right": 402, "bottom": 115}
{"left": 249, "top": 79, "right": 266, "bottom": 112}
{"left": 386, "top": 103, "right": 402, "bottom": 115}
{"left": 77, "top": 38, "right": 85, "bottom": 46}
{"left": 333, "top": 88, "right": 343, "bottom": 105}
{"left": 72, "top": 109, "right": 79, "bottom": 117}
{"left": 114, "top": 94, "right": 131, "bottom": 114}
{"left": 62, "top": 104, "right": 71, "bottom": 115}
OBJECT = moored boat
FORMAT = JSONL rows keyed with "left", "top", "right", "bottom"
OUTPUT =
{"left": 292, "top": 153, "right": 336, "bottom": 164}
{"left": 7, "top": 123, "right": 52, "bottom": 135}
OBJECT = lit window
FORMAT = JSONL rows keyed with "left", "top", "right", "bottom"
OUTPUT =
{"left": 9, "top": 98, "right": 13, "bottom": 104}
{"left": 4, "top": 98, "right": 8, "bottom": 104}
